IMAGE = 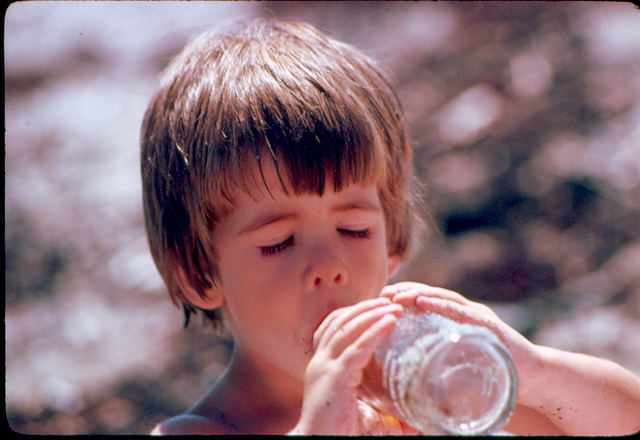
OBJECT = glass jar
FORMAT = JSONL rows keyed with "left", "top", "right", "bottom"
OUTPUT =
{"left": 359, "top": 308, "right": 518, "bottom": 435}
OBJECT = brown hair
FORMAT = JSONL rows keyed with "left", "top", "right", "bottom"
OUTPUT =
{"left": 140, "top": 19, "right": 418, "bottom": 327}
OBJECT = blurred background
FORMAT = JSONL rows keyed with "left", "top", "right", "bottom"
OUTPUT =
{"left": 5, "top": 1, "right": 640, "bottom": 434}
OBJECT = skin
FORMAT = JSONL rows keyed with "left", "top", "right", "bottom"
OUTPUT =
{"left": 152, "top": 161, "right": 640, "bottom": 435}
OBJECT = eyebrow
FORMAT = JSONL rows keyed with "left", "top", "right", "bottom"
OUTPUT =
{"left": 238, "top": 212, "right": 297, "bottom": 236}
{"left": 237, "top": 199, "right": 381, "bottom": 236}
{"left": 331, "top": 200, "right": 381, "bottom": 214}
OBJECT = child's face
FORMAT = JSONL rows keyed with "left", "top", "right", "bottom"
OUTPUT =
{"left": 209, "top": 160, "right": 399, "bottom": 380}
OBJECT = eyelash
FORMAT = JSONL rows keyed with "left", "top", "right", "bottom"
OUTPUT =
{"left": 260, "top": 236, "right": 294, "bottom": 256}
{"left": 259, "top": 229, "right": 371, "bottom": 256}
{"left": 338, "top": 228, "right": 371, "bottom": 239}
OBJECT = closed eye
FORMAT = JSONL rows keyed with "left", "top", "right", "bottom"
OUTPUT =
{"left": 338, "top": 229, "right": 371, "bottom": 239}
{"left": 260, "top": 236, "right": 294, "bottom": 256}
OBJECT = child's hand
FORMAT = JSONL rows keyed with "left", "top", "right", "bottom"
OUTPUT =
{"left": 291, "top": 297, "right": 403, "bottom": 435}
{"left": 380, "top": 282, "right": 541, "bottom": 403}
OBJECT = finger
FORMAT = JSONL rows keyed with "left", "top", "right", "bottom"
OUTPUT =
{"left": 313, "top": 301, "right": 402, "bottom": 355}
{"left": 413, "top": 296, "right": 505, "bottom": 339}
{"left": 382, "top": 282, "right": 471, "bottom": 306}
{"left": 313, "top": 302, "right": 402, "bottom": 355}
{"left": 380, "top": 281, "right": 418, "bottom": 298}
{"left": 313, "top": 298, "right": 392, "bottom": 349}
{"left": 339, "top": 312, "right": 399, "bottom": 371}
{"left": 381, "top": 282, "right": 463, "bottom": 300}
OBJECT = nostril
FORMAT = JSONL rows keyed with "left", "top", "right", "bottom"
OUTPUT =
{"left": 313, "top": 272, "right": 344, "bottom": 287}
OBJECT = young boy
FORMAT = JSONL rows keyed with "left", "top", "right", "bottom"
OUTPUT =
{"left": 140, "top": 19, "right": 640, "bottom": 435}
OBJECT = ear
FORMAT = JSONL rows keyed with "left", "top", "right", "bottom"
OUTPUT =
{"left": 387, "top": 254, "right": 402, "bottom": 279}
{"left": 174, "top": 267, "right": 225, "bottom": 310}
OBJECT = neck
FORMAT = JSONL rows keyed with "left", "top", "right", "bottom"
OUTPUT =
{"left": 232, "top": 344, "right": 304, "bottom": 405}
{"left": 210, "top": 344, "right": 304, "bottom": 434}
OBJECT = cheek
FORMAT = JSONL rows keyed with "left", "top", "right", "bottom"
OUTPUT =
{"left": 351, "top": 239, "right": 391, "bottom": 292}
{"left": 223, "top": 250, "right": 295, "bottom": 306}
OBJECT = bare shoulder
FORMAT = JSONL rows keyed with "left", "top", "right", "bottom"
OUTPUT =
{"left": 151, "top": 413, "right": 235, "bottom": 435}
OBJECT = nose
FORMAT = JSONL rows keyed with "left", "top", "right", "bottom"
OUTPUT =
{"left": 304, "top": 241, "right": 347, "bottom": 290}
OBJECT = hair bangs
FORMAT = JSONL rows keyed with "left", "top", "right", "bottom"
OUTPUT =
{"left": 201, "top": 69, "right": 388, "bottom": 214}
{"left": 202, "top": 106, "right": 387, "bottom": 218}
